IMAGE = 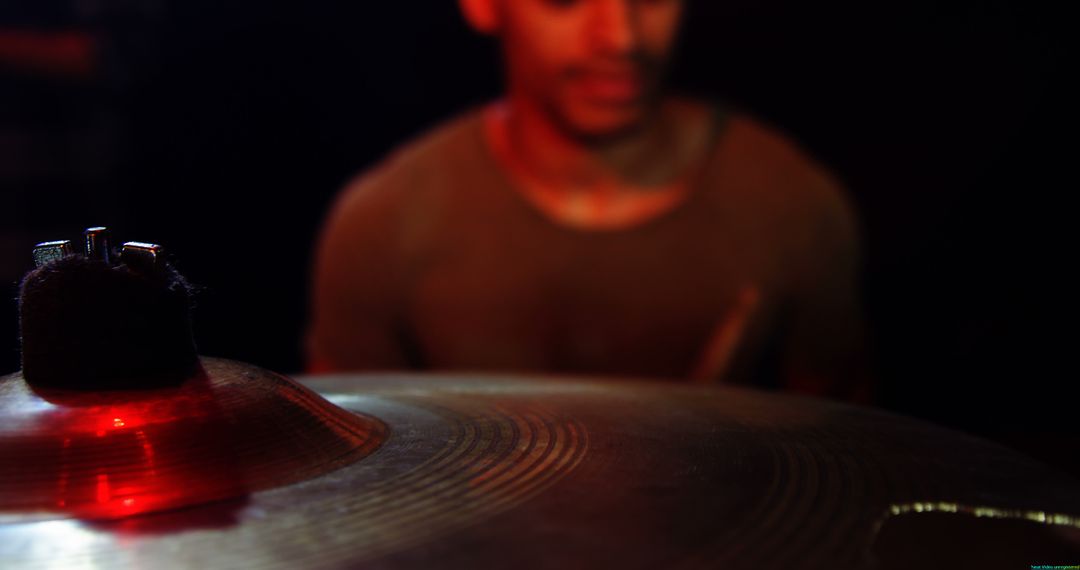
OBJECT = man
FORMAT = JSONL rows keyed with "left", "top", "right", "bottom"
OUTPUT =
{"left": 308, "top": 0, "right": 870, "bottom": 401}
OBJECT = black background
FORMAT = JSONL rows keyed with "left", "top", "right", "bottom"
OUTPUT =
{"left": 1, "top": 2, "right": 1072, "bottom": 471}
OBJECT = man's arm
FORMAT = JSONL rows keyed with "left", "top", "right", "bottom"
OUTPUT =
{"left": 780, "top": 188, "right": 874, "bottom": 404}
{"left": 307, "top": 180, "right": 411, "bottom": 373}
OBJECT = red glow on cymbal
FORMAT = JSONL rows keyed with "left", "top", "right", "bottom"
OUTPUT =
{"left": 0, "top": 358, "right": 386, "bottom": 520}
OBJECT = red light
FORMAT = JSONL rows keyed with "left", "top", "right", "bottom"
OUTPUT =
{"left": 95, "top": 474, "right": 110, "bottom": 504}
{"left": 0, "top": 358, "right": 387, "bottom": 520}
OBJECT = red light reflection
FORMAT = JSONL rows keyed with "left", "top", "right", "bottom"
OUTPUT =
{"left": 0, "top": 359, "right": 385, "bottom": 520}
{"left": 8, "top": 370, "right": 247, "bottom": 519}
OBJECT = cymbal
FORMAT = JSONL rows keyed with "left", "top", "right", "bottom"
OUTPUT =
{"left": 2, "top": 364, "right": 1078, "bottom": 569}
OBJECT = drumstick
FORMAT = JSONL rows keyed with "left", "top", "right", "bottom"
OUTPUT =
{"left": 690, "top": 285, "right": 761, "bottom": 383}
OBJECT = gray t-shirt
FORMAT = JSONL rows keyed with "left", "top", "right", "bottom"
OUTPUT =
{"left": 308, "top": 108, "right": 867, "bottom": 399}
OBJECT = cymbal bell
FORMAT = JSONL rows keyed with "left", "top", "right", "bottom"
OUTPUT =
{"left": 0, "top": 358, "right": 385, "bottom": 519}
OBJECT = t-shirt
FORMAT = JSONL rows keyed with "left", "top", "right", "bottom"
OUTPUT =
{"left": 308, "top": 106, "right": 867, "bottom": 399}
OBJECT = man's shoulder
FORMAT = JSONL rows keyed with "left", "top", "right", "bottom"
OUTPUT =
{"left": 334, "top": 108, "right": 487, "bottom": 216}
{"left": 721, "top": 113, "right": 851, "bottom": 210}
{"left": 720, "top": 113, "right": 844, "bottom": 201}
{"left": 710, "top": 111, "right": 860, "bottom": 256}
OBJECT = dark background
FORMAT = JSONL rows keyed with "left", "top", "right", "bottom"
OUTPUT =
{"left": 1, "top": 2, "right": 1072, "bottom": 471}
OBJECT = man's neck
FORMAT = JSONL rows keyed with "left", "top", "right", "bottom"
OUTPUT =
{"left": 485, "top": 96, "right": 716, "bottom": 230}
{"left": 496, "top": 96, "right": 682, "bottom": 192}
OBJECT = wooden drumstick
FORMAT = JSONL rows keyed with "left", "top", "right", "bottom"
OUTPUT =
{"left": 690, "top": 285, "right": 761, "bottom": 383}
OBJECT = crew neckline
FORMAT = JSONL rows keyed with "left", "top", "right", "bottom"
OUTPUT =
{"left": 473, "top": 102, "right": 731, "bottom": 235}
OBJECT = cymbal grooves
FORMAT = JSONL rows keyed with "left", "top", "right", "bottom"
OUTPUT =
{"left": 0, "top": 392, "right": 589, "bottom": 569}
{"left": 2, "top": 374, "right": 1077, "bottom": 569}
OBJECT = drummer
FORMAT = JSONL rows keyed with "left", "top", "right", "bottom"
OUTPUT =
{"left": 308, "top": 0, "right": 871, "bottom": 402}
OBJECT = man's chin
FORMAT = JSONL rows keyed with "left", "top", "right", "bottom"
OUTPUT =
{"left": 555, "top": 102, "right": 653, "bottom": 144}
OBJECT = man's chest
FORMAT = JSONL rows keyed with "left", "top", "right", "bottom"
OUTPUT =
{"left": 404, "top": 226, "right": 784, "bottom": 378}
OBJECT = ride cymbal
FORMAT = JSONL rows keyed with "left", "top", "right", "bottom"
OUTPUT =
{"left": 2, "top": 371, "right": 1077, "bottom": 569}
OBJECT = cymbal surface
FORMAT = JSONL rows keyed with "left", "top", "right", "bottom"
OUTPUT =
{"left": 1, "top": 372, "right": 1078, "bottom": 569}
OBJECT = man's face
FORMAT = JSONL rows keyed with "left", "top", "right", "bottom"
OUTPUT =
{"left": 498, "top": 0, "right": 685, "bottom": 140}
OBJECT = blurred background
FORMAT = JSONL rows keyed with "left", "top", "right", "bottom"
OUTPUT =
{"left": 1, "top": 2, "right": 1070, "bottom": 470}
